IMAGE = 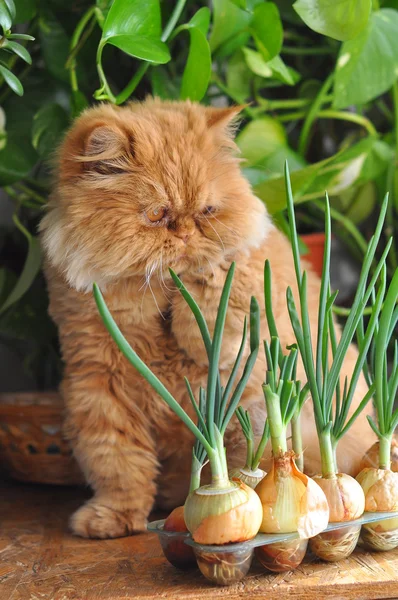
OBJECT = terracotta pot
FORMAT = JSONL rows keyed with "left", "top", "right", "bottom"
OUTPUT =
{"left": 300, "top": 233, "right": 326, "bottom": 279}
{"left": 0, "top": 391, "right": 84, "bottom": 485}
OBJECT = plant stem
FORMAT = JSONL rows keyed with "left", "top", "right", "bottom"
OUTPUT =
{"left": 245, "top": 437, "right": 254, "bottom": 471}
{"left": 317, "top": 110, "right": 378, "bottom": 137}
{"left": 14, "top": 183, "right": 46, "bottom": 205}
{"left": 282, "top": 46, "right": 335, "bottom": 56}
{"left": 263, "top": 385, "right": 287, "bottom": 455}
{"left": 393, "top": 80, "right": 398, "bottom": 156}
{"left": 161, "top": 0, "right": 187, "bottom": 42}
{"left": 252, "top": 422, "right": 270, "bottom": 470}
{"left": 115, "top": 62, "right": 149, "bottom": 105}
{"left": 291, "top": 409, "right": 303, "bottom": 471}
{"left": 95, "top": 41, "right": 117, "bottom": 102}
{"left": 209, "top": 431, "right": 230, "bottom": 487}
{"left": 189, "top": 453, "right": 203, "bottom": 493}
{"left": 278, "top": 110, "right": 306, "bottom": 122}
{"left": 379, "top": 435, "right": 391, "bottom": 470}
{"left": 67, "top": 6, "right": 96, "bottom": 68}
{"left": 372, "top": 0, "right": 380, "bottom": 10}
{"left": 114, "top": 0, "right": 187, "bottom": 105}
{"left": 331, "top": 437, "right": 338, "bottom": 472}
{"left": 319, "top": 427, "right": 337, "bottom": 478}
{"left": 298, "top": 73, "right": 334, "bottom": 156}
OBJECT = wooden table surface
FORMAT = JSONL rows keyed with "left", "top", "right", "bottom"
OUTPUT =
{"left": 0, "top": 479, "right": 397, "bottom": 600}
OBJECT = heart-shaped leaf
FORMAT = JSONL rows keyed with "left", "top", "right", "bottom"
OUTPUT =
{"left": 106, "top": 35, "right": 170, "bottom": 64}
{"left": 242, "top": 47, "right": 272, "bottom": 77}
{"left": 180, "top": 27, "right": 211, "bottom": 101}
{"left": 237, "top": 117, "right": 287, "bottom": 166}
{"left": 252, "top": 137, "right": 377, "bottom": 213}
{"left": 0, "top": 136, "right": 37, "bottom": 185}
{"left": 32, "top": 103, "right": 69, "bottom": 159}
{"left": 189, "top": 6, "right": 211, "bottom": 35}
{"left": 226, "top": 50, "right": 251, "bottom": 102}
{"left": 250, "top": 2, "right": 283, "bottom": 61}
{"left": 39, "top": 12, "right": 70, "bottom": 83}
{"left": 101, "top": 0, "right": 170, "bottom": 64}
{"left": 0, "top": 236, "right": 41, "bottom": 315}
{"left": 334, "top": 9, "right": 398, "bottom": 109}
{"left": 293, "top": 0, "right": 371, "bottom": 41}
{"left": 210, "top": 0, "right": 251, "bottom": 54}
{"left": 14, "top": 0, "right": 36, "bottom": 23}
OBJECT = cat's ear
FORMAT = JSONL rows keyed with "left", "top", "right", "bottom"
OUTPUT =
{"left": 80, "top": 124, "right": 133, "bottom": 174}
{"left": 205, "top": 105, "right": 245, "bottom": 130}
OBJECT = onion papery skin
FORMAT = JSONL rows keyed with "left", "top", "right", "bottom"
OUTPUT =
{"left": 255, "top": 538, "right": 308, "bottom": 572}
{"left": 359, "top": 440, "right": 398, "bottom": 473}
{"left": 356, "top": 468, "right": 398, "bottom": 512}
{"left": 309, "top": 473, "right": 365, "bottom": 561}
{"left": 356, "top": 468, "right": 398, "bottom": 551}
{"left": 312, "top": 473, "right": 365, "bottom": 522}
{"left": 164, "top": 506, "right": 188, "bottom": 532}
{"left": 229, "top": 467, "right": 266, "bottom": 489}
{"left": 255, "top": 453, "right": 329, "bottom": 538}
{"left": 162, "top": 506, "right": 196, "bottom": 569}
{"left": 184, "top": 479, "right": 263, "bottom": 545}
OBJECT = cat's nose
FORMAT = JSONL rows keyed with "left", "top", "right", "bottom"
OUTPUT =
{"left": 175, "top": 230, "right": 193, "bottom": 244}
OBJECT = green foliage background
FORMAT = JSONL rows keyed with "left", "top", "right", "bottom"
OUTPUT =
{"left": 0, "top": 0, "right": 397, "bottom": 389}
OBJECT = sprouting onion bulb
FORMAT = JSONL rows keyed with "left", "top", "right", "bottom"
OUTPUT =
{"left": 255, "top": 338, "right": 329, "bottom": 572}
{"left": 256, "top": 340, "right": 329, "bottom": 538}
{"left": 162, "top": 400, "right": 209, "bottom": 568}
{"left": 229, "top": 407, "right": 268, "bottom": 488}
{"left": 283, "top": 162, "right": 391, "bottom": 562}
{"left": 93, "top": 263, "right": 263, "bottom": 546}
{"left": 360, "top": 440, "right": 398, "bottom": 473}
{"left": 355, "top": 267, "right": 398, "bottom": 551}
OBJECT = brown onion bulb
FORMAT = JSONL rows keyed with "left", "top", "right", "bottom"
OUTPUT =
{"left": 162, "top": 506, "right": 196, "bottom": 569}
{"left": 356, "top": 467, "right": 398, "bottom": 551}
{"left": 309, "top": 473, "right": 365, "bottom": 562}
{"left": 184, "top": 479, "right": 263, "bottom": 545}
{"left": 256, "top": 453, "right": 329, "bottom": 538}
{"left": 228, "top": 466, "right": 266, "bottom": 489}
{"left": 359, "top": 440, "right": 398, "bottom": 473}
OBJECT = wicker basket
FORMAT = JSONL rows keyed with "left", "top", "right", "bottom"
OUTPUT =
{"left": 0, "top": 391, "right": 84, "bottom": 485}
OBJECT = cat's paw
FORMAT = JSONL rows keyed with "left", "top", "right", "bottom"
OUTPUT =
{"left": 70, "top": 500, "right": 147, "bottom": 539}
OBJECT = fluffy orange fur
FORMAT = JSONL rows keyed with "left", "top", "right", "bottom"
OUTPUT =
{"left": 40, "top": 98, "right": 375, "bottom": 539}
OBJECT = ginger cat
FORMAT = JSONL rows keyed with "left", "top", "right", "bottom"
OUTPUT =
{"left": 40, "top": 99, "right": 374, "bottom": 539}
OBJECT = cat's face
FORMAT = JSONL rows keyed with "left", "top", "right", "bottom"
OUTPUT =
{"left": 41, "top": 99, "right": 268, "bottom": 292}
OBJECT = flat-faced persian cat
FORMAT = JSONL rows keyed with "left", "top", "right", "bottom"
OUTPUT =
{"left": 40, "top": 98, "right": 374, "bottom": 539}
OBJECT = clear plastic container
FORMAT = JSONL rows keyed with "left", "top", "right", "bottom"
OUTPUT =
{"left": 148, "top": 510, "right": 398, "bottom": 585}
{"left": 148, "top": 520, "right": 196, "bottom": 570}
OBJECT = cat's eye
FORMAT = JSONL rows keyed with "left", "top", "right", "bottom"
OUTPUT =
{"left": 146, "top": 207, "right": 167, "bottom": 223}
{"left": 203, "top": 206, "right": 216, "bottom": 215}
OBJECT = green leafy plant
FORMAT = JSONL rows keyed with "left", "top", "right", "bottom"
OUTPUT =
{"left": 0, "top": 0, "right": 397, "bottom": 389}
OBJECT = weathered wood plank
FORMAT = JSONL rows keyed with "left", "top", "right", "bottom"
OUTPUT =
{"left": 0, "top": 481, "right": 397, "bottom": 600}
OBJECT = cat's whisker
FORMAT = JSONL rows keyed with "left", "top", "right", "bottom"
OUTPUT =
{"left": 202, "top": 214, "right": 225, "bottom": 252}
{"left": 141, "top": 260, "right": 166, "bottom": 320}
{"left": 205, "top": 256, "right": 216, "bottom": 280}
{"left": 158, "top": 250, "right": 174, "bottom": 294}
{"left": 211, "top": 214, "right": 239, "bottom": 239}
